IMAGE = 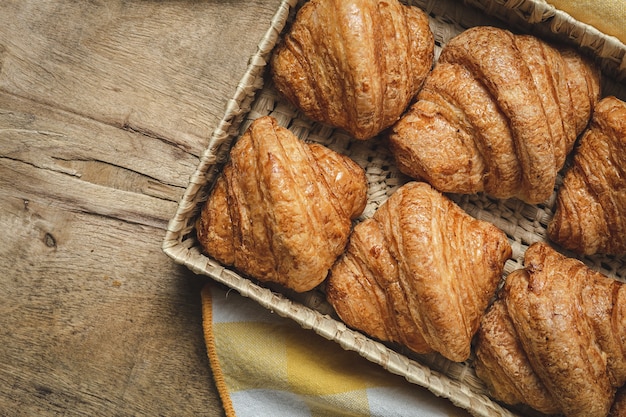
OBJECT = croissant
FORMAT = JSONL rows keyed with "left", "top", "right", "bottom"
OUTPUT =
{"left": 326, "top": 181, "right": 512, "bottom": 362}
{"left": 389, "top": 26, "right": 601, "bottom": 204}
{"left": 196, "top": 116, "right": 368, "bottom": 293}
{"left": 548, "top": 96, "right": 626, "bottom": 255}
{"left": 270, "top": 0, "right": 434, "bottom": 140}
{"left": 474, "top": 242, "right": 626, "bottom": 417}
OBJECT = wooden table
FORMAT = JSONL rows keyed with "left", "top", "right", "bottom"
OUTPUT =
{"left": 0, "top": 1, "right": 283, "bottom": 415}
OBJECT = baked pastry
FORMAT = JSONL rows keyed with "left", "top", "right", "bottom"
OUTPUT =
{"left": 326, "top": 181, "right": 512, "bottom": 362}
{"left": 270, "top": 0, "right": 434, "bottom": 140}
{"left": 474, "top": 242, "right": 626, "bottom": 417}
{"left": 389, "top": 26, "right": 601, "bottom": 204}
{"left": 548, "top": 96, "right": 626, "bottom": 255}
{"left": 196, "top": 116, "right": 368, "bottom": 293}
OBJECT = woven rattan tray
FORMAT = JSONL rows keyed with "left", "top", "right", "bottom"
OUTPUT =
{"left": 163, "top": 0, "right": 626, "bottom": 416}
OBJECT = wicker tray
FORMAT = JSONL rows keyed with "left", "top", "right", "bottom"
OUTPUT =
{"left": 162, "top": 1, "right": 626, "bottom": 416}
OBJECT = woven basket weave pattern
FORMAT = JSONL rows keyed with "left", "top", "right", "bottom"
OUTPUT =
{"left": 163, "top": 1, "right": 626, "bottom": 416}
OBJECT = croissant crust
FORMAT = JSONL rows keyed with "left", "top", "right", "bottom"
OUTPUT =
{"left": 389, "top": 26, "right": 601, "bottom": 204}
{"left": 271, "top": 0, "right": 434, "bottom": 140}
{"left": 548, "top": 96, "right": 626, "bottom": 255}
{"left": 474, "top": 242, "right": 626, "bottom": 417}
{"left": 326, "top": 181, "right": 512, "bottom": 362}
{"left": 196, "top": 116, "right": 367, "bottom": 293}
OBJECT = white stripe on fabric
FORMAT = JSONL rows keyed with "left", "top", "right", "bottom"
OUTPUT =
{"left": 231, "top": 389, "right": 312, "bottom": 417}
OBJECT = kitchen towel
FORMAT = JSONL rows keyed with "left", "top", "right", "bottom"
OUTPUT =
{"left": 201, "top": 283, "right": 469, "bottom": 417}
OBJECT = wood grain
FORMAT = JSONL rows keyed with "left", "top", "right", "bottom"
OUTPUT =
{"left": 0, "top": 0, "right": 283, "bottom": 415}
{"left": 0, "top": 0, "right": 281, "bottom": 158}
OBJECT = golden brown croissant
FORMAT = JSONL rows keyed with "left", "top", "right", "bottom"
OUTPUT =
{"left": 326, "top": 181, "right": 512, "bottom": 362}
{"left": 270, "top": 0, "right": 434, "bottom": 140}
{"left": 474, "top": 242, "right": 626, "bottom": 417}
{"left": 548, "top": 96, "right": 626, "bottom": 255}
{"left": 196, "top": 116, "right": 368, "bottom": 293}
{"left": 389, "top": 26, "right": 601, "bottom": 204}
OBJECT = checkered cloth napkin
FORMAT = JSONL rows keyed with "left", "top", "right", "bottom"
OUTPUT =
{"left": 201, "top": 283, "right": 470, "bottom": 417}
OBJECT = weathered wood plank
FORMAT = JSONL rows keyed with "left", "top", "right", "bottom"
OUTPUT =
{"left": 0, "top": 0, "right": 283, "bottom": 157}
{"left": 0, "top": 93, "right": 198, "bottom": 190}
{"left": 0, "top": 193, "right": 220, "bottom": 416}
{"left": 0, "top": 95, "right": 225, "bottom": 414}
{"left": 0, "top": 0, "right": 285, "bottom": 415}
{"left": 0, "top": 93, "right": 191, "bottom": 228}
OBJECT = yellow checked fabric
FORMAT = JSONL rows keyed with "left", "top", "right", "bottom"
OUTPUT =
{"left": 547, "top": 0, "right": 626, "bottom": 43}
{"left": 201, "top": 284, "right": 470, "bottom": 417}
